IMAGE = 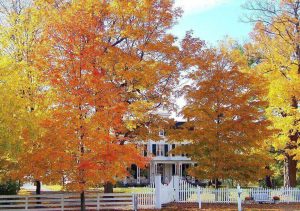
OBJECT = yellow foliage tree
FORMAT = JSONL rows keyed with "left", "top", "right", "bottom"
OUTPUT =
{"left": 244, "top": 0, "right": 300, "bottom": 187}
{"left": 0, "top": 0, "right": 53, "bottom": 192}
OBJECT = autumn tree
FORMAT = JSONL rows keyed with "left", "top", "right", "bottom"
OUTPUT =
{"left": 174, "top": 49, "right": 273, "bottom": 188}
{"left": 22, "top": 0, "right": 187, "bottom": 210}
{"left": 0, "top": 56, "right": 25, "bottom": 181}
{"left": 0, "top": 0, "right": 51, "bottom": 194}
{"left": 244, "top": 0, "right": 300, "bottom": 187}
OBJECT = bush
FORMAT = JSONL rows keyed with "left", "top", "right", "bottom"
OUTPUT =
{"left": 0, "top": 180, "right": 20, "bottom": 195}
{"left": 115, "top": 181, "right": 126, "bottom": 188}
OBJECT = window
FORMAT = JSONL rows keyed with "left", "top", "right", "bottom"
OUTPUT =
{"left": 172, "top": 164, "right": 176, "bottom": 175}
{"left": 152, "top": 144, "right": 157, "bottom": 156}
{"left": 143, "top": 144, "right": 147, "bottom": 157}
{"left": 164, "top": 144, "right": 169, "bottom": 156}
{"left": 172, "top": 144, "right": 175, "bottom": 156}
{"left": 157, "top": 144, "right": 164, "bottom": 156}
{"left": 159, "top": 129, "right": 165, "bottom": 137}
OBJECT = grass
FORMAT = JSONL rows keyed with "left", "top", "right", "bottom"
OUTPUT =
{"left": 43, "top": 184, "right": 62, "bottom": 191}
{"left": 20, "top": 184, "right": 153, "bottom": 194}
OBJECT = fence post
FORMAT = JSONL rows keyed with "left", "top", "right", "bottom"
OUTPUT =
{"left": 173, "top": 175, "right": 179, "bottom": 202}
{"left": 237, "top": 185, "right": 242, "bottom": 211}
{"left": 133, "top": 194, "right": 138, "bottom": 211}
{"left": 197, "top": 186, "right": 202, "bottom": 209}
{"left": 61, "top": 194, "right": 64, "bottom": 211}
{"left": 97, "top": 193, "right": 100, "bottom": 210}
{"left": 287, "top": 187, "right": 290, "bottom": 204}
{"left": 25, "top": 196, "right": 28, "bottom": 210}
{"left": 155, "top": 175, "right": 162, "bottom": 209}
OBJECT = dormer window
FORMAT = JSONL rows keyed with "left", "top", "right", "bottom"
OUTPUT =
{"left": 159, "top": 129, "right": 165, "bottom": 137}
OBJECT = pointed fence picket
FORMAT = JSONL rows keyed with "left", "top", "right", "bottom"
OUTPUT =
{"left": 199, "top": 188, "right": 235, "bottom": 203}
{"left": 135, "top": 182, "right": 155, "bottom": 209}
{"left": 178, "top": 185, "right": 300, "bottom": 204}
{"left": 249, "top": 188, "right": 272, "bottom": 203}
{"left": 178, "top": 179, "right": 198, "bottom": 202}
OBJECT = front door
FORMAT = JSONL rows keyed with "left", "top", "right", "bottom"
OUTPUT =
{"left": 157, "top": 163, "right": 164, "bottom": 181}
{"left": 163, "top": 164, "right": 172, "bottom": 184}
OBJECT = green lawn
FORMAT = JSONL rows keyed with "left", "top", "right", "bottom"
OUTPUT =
{"left": 20, "top": 185, "right": 154, "bottom": 194}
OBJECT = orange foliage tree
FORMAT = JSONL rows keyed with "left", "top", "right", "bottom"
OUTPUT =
{"left": 15, "top": 0, "right": 187, "bottom": 209}
{"left": 173, "top": 48, "right": 274, "bottom": 188}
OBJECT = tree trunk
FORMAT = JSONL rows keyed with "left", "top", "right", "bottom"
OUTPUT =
{"left": 80, "top": 191, "right": 85, "bottom": 211}
{"left": 35, "top": 180, "right": 41, "bottom": 206}
{"left": 35, "top": 180, "right": 41, "bottom": 194}
{"left": 283, "top": 97, "right": 299, "bottom": 187}
{"left": 265, "top": 176, "right": 272, "bottom": 188}
{"left": 284, "top": 153, "right": 297, "bottom": 187}
{"left": 265, "top": 166, "right": 272, "bottom": 188}
{"left": 104, "top": 182, "right": 113, "bottom": 193}
{"left": 214, "top": 178, "right": 219, "bottom": 189}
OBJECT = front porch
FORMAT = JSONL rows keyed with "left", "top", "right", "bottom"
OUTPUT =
{"left": 123, "top": 161, "right": 196, "bottom": 186}
{"left": 149, "top": 161, "right": 195, "bottom": 184}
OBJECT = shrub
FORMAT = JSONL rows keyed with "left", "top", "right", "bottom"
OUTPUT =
{"left": 245, "top": 196, "right": 253, "bottom": 201}
{"left": 0, "top": 180, "right": 20, "bottom": 195}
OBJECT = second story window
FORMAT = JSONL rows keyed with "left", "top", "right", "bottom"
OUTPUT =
{"left": 164, "top": 144, "right": 169, "bottom": 156}
{"left": 159, "top": 129, "right": 165, "bottom": 137}
{"left": 152, "top": 144, "right": 157, "bottom": 156}
{"left": 171, "top": 144, "right": 175, "bottom": 156}
{"left": 157, "top": 144, "right": 163, "bottom": 156}
{"left": 143, "top": 144, "right": 147, "bottom": 157}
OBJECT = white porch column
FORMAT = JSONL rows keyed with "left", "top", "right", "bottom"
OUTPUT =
{"left": 150, "top": 162, "right": 154, "bottom": 183}
{"left": 175, "top": 163, "right": 179, "bottom": 175}
{"left": 179, "top": 163, "right": 182, "bottom": 177}
{"left": 137, "top": 166, "right": 140, "bottom": 184}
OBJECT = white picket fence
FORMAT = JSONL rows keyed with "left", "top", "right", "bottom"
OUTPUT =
{"left": 178, "top": 179, "right": 238, "bottom": 204}
{"left": 136, "top": 193, "right": 155, "bottom": 209}
{"left": 0, "top": 183, "right": 156, "bottom": 210}
{"left": 2, "top": 185, "right": 300, "bottom": 210}
{"left": 199, "top": 188, "right": 239, "bottom": 203}
{"left": 178, "top": 179, "right": 198, "bottom": 202}
{"left": 160, "top": 177, "right": 175, "bottom": 204}
{"left": 178, "top": 185, "right": 300, "bottom": 204}
{"left": 0, "top": 193, "right": 136, "bottom": 210}
{"left": 247, "top": 188, "right": 300, "bottom": 203}
{"left": 135, "top": 182, "right": 155, "bottom": 209}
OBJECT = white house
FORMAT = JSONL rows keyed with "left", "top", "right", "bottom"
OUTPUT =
{"left": 124, "top": 110, "right": 196, "bottom": 185}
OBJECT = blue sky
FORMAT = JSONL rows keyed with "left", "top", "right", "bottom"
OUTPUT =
{"left": 171, "top": 1, "right": 254, "bottom": 119}
{"left": 173, "top": 0, "right": 253, "bottom": 45}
